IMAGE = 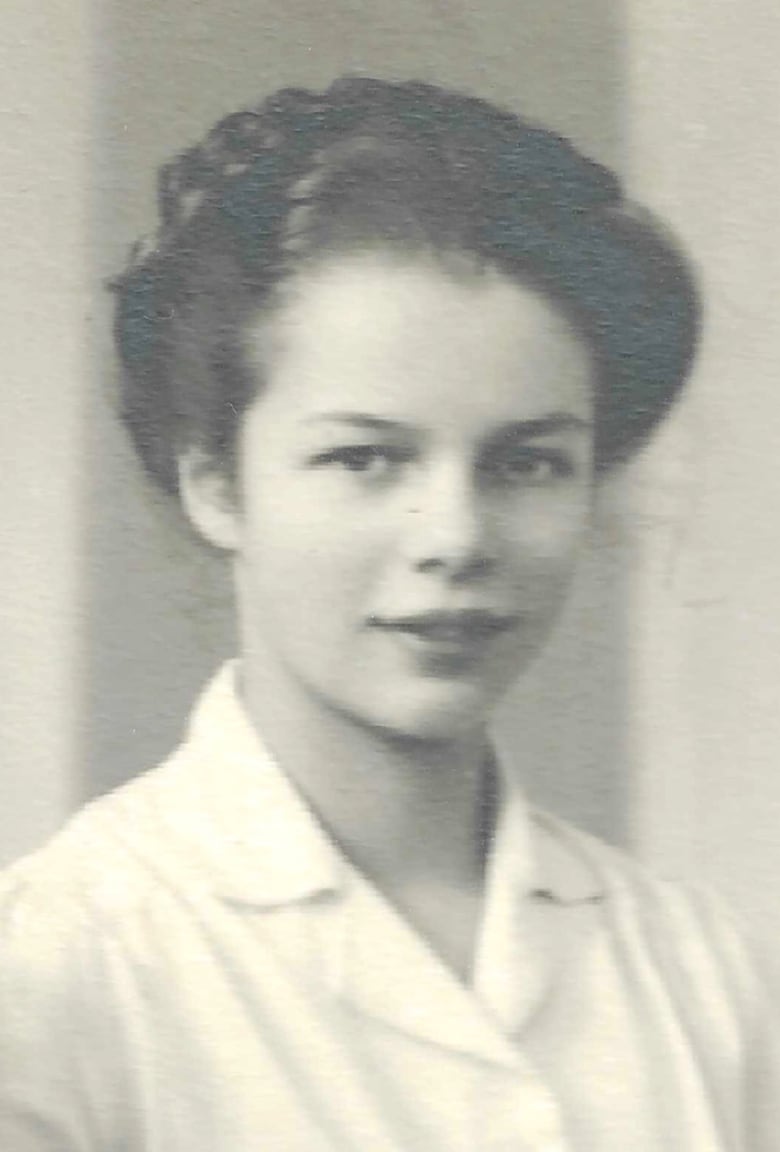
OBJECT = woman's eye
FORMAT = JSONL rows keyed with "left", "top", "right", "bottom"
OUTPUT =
{"left": 312, "top": 445, "right": 408, "bottom": 476}
{"left": 485, "top": 447, "right": 574, "bottom": 485}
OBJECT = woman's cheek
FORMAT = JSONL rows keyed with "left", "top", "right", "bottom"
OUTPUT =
{"left": 506, "top": 504, "right": 590, "bottom": 567}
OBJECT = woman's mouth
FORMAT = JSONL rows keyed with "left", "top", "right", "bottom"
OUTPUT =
{"left": 368, "top": 610, "right": 518, "bottom": 668}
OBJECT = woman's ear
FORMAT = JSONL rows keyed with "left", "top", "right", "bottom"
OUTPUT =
{"left": 177, "top": 447, "right": 241, "bottom": 551}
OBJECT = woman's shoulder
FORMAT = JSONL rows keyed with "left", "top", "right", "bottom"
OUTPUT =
{"left": 533, "top": 806, "right": 749, "bottom": 945}
{"left": 531, "top": 810, "right": 780, "bottom": 1141}
{"left": 0, "top": 741, "right": 196, "bottom": 947}
{"left": 0, "top": 755, "right": 197, "bottom": 1145}
{"left": 531, "top": 805, "right": 773, "bottom": 1024}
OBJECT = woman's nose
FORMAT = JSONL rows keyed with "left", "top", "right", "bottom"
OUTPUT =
{"left": 404, "top": 464, "right": 496, "bottom": 580}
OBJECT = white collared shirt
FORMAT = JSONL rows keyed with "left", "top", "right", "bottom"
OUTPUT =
{"left": 1, "top": 664, "right": 777, "bottom": 1150}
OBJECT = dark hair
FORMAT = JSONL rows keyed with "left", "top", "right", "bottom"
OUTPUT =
{"left": 112, "top": 76, "right": 700, "bottom": 496}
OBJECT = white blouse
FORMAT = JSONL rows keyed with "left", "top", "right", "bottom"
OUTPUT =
{"left": 1, "top": 663, "right": 777, "bottom": 1151}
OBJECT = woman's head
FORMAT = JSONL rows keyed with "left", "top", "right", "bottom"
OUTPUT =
{"left": 113, "top": 76, "right": 700, "bottom": 499}
{"left": 111, "top": 78, "right": 700, "bottom": 740}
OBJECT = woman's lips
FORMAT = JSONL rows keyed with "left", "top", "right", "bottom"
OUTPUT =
{"left": 368, "top": 611, "right": 518, "bottom": 665}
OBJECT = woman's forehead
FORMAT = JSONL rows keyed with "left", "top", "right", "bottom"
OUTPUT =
{"left": 244, "top": 251, "right": 596, "bottom": 428}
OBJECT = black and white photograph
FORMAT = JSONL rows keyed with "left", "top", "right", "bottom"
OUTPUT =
{"left": 1, "top": 2, "right": 779, "bottom": 1148}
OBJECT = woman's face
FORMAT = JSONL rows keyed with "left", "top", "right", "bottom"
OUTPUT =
{"left": 188, "top": 252, "right": 596, "bottom": 741}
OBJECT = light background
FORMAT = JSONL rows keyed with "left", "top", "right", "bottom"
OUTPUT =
{"left": 1, "top": 0, "right": 779, "bottom": 966}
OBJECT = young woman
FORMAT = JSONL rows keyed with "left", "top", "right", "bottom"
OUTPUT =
{"left": 1, "top": 77, "right": 776, "bottom": 1151}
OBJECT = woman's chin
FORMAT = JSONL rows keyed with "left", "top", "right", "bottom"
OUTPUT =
{"left": 348, "top": 679, "right": 509, "bottom": 746}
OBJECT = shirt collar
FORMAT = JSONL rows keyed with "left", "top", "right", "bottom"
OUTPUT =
{"left": 143, "top": 662, "right": 608, "bottom": 1055}
{"left": 163, "top": 661, "right": 605, "bottom": 910}
{"left": 161, "top": 660, "right": 344, "bottom": 906}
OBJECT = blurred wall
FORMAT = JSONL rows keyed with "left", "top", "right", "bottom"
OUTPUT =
{"left": 87, "top": 0, "right": 629, "bottom": 841}
{"left": 625, "top": 0, "right": 780, "bottom": 960}
{"left": 0, "top": 2, "right": 89, "bottom": 864}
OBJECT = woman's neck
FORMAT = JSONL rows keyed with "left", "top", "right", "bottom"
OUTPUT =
{"left": 239, "top": 655, "right": 497, "bottom": 903}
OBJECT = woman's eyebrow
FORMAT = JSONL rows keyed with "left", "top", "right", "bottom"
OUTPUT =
{"left": 497, "top": 414, "right": 593, "bottom": 437}
{"left": 302, "top": 412, "right": 412, "bottom": 432}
